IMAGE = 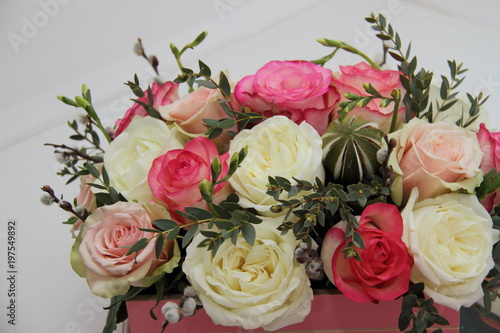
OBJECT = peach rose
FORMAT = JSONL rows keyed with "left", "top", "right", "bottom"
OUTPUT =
{"left": 331, "top": 62, "right": 405, "bottom": 133}
{"left": 160, "top": 84, "right": 238, "bottom": 128}
{"left": 388, "top": 118, "right": 483, "bottom": 205}
{"left": 71, "top": 202, "right": 180, "bottom": 298}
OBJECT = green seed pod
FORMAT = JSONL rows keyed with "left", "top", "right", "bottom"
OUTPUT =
{"left": 322, "top": 116, "right": 383, "bottom": 185}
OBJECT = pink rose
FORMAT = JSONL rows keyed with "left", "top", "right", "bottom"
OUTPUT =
{"left": 114, "top": 81, "right": 179, "bottom": 137}
{"left": 388, "top": 118, "right": 483, "bottom": 205}
{"left": 477, "top": 123, "right": 500, "bottom": 211}
{"left": 72, "top": 202, "right": 180, "bottom": 298}
{"left": 234, "top": 60, "right": 340, "bottom": 134}
{"left": 159, "top": 85, "right": 239, "bottom": 150}
{"left": 331, "top": 62, "right": 405, "bottom": 133}
{"left": 320, "top": 203, "right": 413, "bottom": 303}
{"left": 148, "top": 137, "right": 231, "bottom": 224}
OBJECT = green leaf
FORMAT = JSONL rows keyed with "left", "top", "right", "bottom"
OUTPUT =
{"left": 184, "top": 207, "right": 214, "bottom": 221}
{"left": 102, "top": 166, "right": 110, "bottom": 187}
{"left": 196, "top": 79, "right": 218, "bottom": 89}
{"left": 217, "top": 118, "right": 236, "bottom": 129}
{"left": 165, "top": 226, "right": 180, "bottom": 240}
{"left": 153, "top": 219, "right": 179, "bottom": 231}
{"left": 219, "top": 71, "right": 231, "bottom": 98}
{"left": 155, "top": 235, "right": 164, "bottom": 259}
{"left": 198, "top": 60, "right": 211, "bottom": 77}
{"left": 70, "top": 134, "right": 85, "bottom": 141}
{"left": 241, "top": 223, "right": 256, "bottom": 246}
{"left": 125, "top": 238, "right": 148, "bottom": 256}
{"left": 85, "top": 163, "right": 101, "bottom": 178}
{"left": 182, "top": 223, "right": 199, "bottom": 248}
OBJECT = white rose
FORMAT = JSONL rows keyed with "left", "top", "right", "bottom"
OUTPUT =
{"left": 228, "top": 116, "right": 325, "bottom": 216}
{"left": 401, "top": 188, "right": 499, "bottom": 310}
{"left": 182, "top": 217, "right": 313, "bottom": 331}
{"left": 104, "top": 116, "right": 185, "bottom": 202}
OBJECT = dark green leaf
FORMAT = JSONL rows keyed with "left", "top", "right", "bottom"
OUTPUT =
{"left": 155, "top": 235, "right": 165, "bottom": 259}
{"left": 219, "top": 71, "right": 231, "bottom": 98}
{"left": 154, "top": 219, "right": 179, "bottom": 231}
{"left": 241, "top": 223, "right": 256, "bottom": 246}
{"left": 165, "top": 226, "right": 180, "bottom": 240}
{"left": 184, "top": 207, "right": 214, "bottom": 220}
{"left": 125, "top": 238, "right": 148, "bottom": 256}
{"left": 182, "top": 223, "right": 199, "bottom": 248}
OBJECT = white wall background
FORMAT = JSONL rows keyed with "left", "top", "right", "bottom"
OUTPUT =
{"left": 1, "top": 0, "right": 500, "bottom": 332}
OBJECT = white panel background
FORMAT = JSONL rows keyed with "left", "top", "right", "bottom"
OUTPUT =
{"left": 1, "top": 0, "right": 499, "bottom": 332}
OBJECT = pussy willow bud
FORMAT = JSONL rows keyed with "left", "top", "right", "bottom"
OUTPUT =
{"left": 59, "top": 201, "right": 73, "bottom": 211}
{"left": 40, "top": 193, "right": 55, "bottom": 206}
{"left": 181, "top": 297, "right": 197, "bottom": 316}
{"left": 376, "top": 147, "right": 388, "bottom": 164}
{"left": 183, "top": 286, "right": 197, "bottom": 298}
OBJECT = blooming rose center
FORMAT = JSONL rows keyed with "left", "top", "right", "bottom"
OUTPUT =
{"left": 423, "top": 131, "right": 462, "bottom": 162}
{"left": 217, "top": 241, "right": 277, "bottom": 293}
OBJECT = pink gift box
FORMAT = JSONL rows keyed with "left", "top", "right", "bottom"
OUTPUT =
{"left": 126, "top": 290, "right": 460, "bottom": 332}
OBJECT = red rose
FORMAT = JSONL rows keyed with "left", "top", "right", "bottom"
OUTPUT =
{"left": 320, "top": 203, "right": 413, "bottom": 303}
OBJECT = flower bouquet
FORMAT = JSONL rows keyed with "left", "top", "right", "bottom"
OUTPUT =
{"left": 42, "top": 12, "right": 500, "bottom": 333}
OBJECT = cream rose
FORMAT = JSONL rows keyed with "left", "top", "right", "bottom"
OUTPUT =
{"left": 182, "top": 217, "right": 313, "bottom": 331}
{"left": 388, "top": 118, "right": 483, "bottom": 205}
{"left": 71, "top": 202, "right": 181, "bottom": 298}
{"left": 104, "top": 116, "right": 185, "bottom": 203}
{"left": 228, "top": 116, "right": 325, "bottom": 215}
{"left": 401, "top": 188, "right": 499, "bottom": 310}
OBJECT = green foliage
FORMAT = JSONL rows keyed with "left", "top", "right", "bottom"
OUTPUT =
{"left": 124, "top": 147, "right": 263, "bottom": 258}
{"left": 124, "top": 74, "right": 162, "bottom": 119}
{"left": 266, "top": 175, "right": 389, "bottom": 259}
{"left": 399, "top": 283, "right": 450, "bottom": 333}
{"left": 365, "top": 12, "right": 487, "bottom": 129}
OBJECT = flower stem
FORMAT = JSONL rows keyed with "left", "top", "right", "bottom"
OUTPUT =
{"left": 317, "top": 39, "right": 381, "bottom": 71}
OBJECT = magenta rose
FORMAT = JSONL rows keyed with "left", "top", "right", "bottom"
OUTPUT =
{"left": 114, "top": 81, "right": 179, "bottom": 137}
{"left": 148, "top": 137, "right": 231, "bottom": 224}
{"left": 477, "top": 123, "right": 500, "bottom": 211}
{"left": 320, "top": 203, "right": 413, "bottom": 303}
{"left": 234, "top": 60, "right": 340, "bottom": 134}
{"left": 331, "top": 62, "right": 405, "bottom": 133}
